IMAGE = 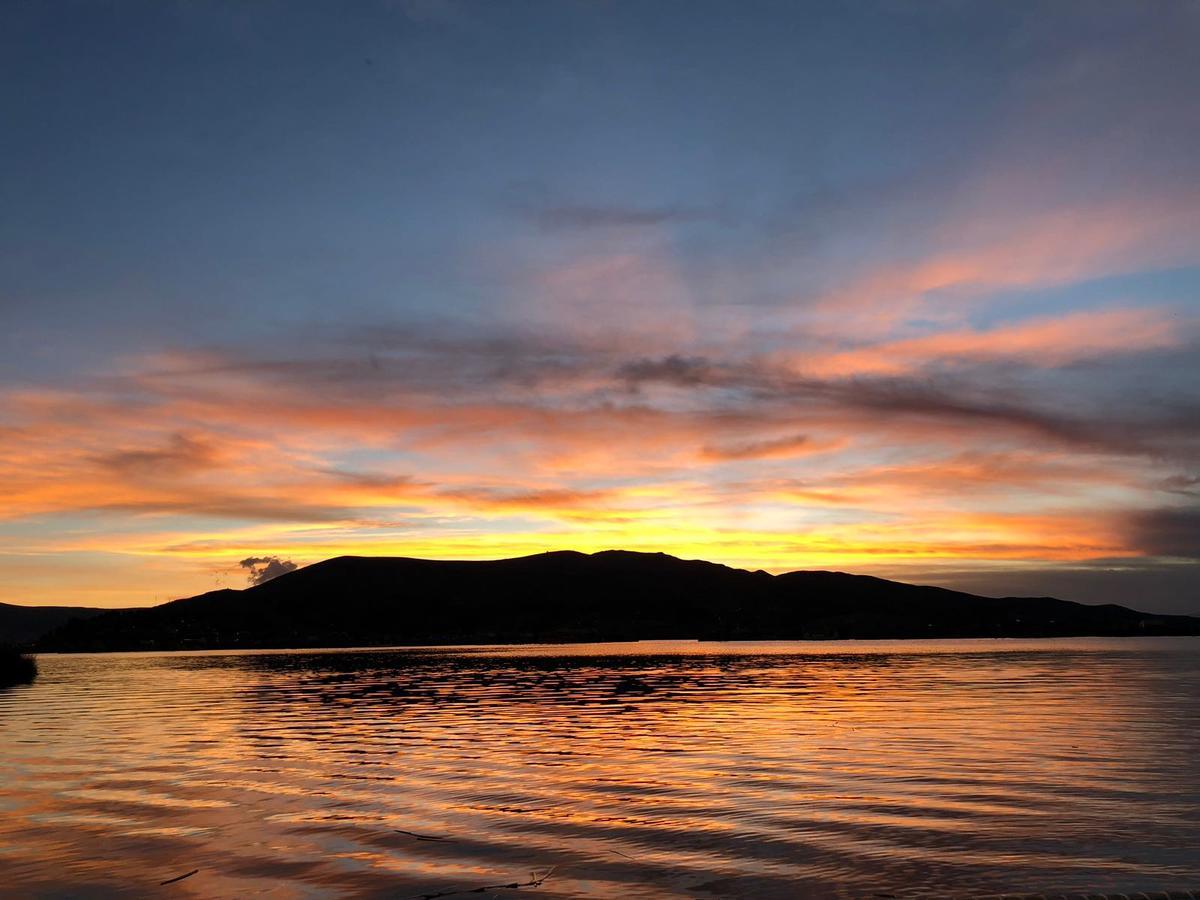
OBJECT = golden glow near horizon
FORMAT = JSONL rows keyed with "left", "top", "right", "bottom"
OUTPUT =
{"left": 0, "top": 307, "right": 1184, "bottom": 607}
{"left": 0, "top": 264, "right": 1193, "bottom": 608}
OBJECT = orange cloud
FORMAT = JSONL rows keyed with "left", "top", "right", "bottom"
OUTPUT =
{"left": 0, "top": 288, "right": 1193, "bottom": 608}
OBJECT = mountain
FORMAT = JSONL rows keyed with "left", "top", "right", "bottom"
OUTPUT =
{"left": 35, "top": 551, "right": 1200, "bottom": 652}
{"left": 1, "top": 602, "right": 108, "bottom": 647}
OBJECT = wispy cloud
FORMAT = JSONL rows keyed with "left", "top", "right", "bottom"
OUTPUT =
{"left": 0, "top": 314, "right": 1192, "bottom": 595}
{"left": 528, "top": 204, "right": 717, "bottom": 230}
{"left": 1125, "top": 506, "right": 1200, "bottom": 560}
{"left": 791, "top": 307, "right": 1186, "bottom": 377}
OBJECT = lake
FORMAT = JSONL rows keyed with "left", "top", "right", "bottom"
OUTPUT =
{"left": 1, "top": 639, "right": 1198, "bottom": 898}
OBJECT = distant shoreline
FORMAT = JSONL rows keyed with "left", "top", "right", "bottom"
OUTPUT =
{"left": 31, "top": 633, "right": 1200, "bottom": 657}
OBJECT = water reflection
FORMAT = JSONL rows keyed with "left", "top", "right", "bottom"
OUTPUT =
{"left": 1, "top": 639, "right": 1198, "bottom": 898}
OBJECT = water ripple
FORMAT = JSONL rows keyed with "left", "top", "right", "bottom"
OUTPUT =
{"left": 1, "top": 638, "right": 1198, "bottom": 898}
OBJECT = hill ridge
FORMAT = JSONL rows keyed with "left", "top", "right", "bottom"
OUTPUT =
{"left": 35, "top": 550, "right": 1200, "bottom": 651}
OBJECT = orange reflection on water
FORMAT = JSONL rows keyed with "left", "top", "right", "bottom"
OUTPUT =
{"left": 1, "top": 639, "right": 1198, "bottom": 898}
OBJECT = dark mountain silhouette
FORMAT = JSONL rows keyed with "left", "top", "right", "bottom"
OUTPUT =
{"left": 36, "top": 551, "right": 1200, "bottom": 652}
{"left": 0, "top": 601, "right": 108, "bottom": 646}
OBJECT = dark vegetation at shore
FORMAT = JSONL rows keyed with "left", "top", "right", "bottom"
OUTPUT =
{"left": 35, "top": 550, "right": 1200, "bottom": 652}
{"left": 0, "top": 646, "right": 38, "bottom": 686}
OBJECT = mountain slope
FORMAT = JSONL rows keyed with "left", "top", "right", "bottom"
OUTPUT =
{"left": 0, "top": 602, "right": 108, "bottom": 646}
{"left": 38, "top": 550, "right": 1200, "bottom": 651}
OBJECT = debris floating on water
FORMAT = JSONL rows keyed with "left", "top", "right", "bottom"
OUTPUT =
{"left": 395, "top": 829, "right": 455, "bottom": 842}
{"left": 412, "top": 866, "right": 555, "bottom": 899}
{"left": 159, "top": 869, "right": 199, "bottom": 886}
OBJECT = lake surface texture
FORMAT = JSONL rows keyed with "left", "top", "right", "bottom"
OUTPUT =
{"left": 2, "top": 639, "right": 1198, "bottom": 898}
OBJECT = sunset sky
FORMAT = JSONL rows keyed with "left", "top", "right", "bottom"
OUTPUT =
{"left": 2, "top": 1, "right": 1198, "bottom": 612}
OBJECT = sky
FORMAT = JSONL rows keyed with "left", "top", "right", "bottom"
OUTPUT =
{"left": 1, "top": 0, "right": 1199, "bottom": 613}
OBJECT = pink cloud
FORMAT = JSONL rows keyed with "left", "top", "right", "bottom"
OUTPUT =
{"left": 792, "top": 306, "right": 1184, "bottom": 377}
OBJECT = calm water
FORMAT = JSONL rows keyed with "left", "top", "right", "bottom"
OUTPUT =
{"left": 1, "top": 639, "right": 1199, "bottom": 899}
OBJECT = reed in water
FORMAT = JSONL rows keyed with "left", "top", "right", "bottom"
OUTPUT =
{"left": 0, "top": 647, "right": 37, "bottom": 687}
